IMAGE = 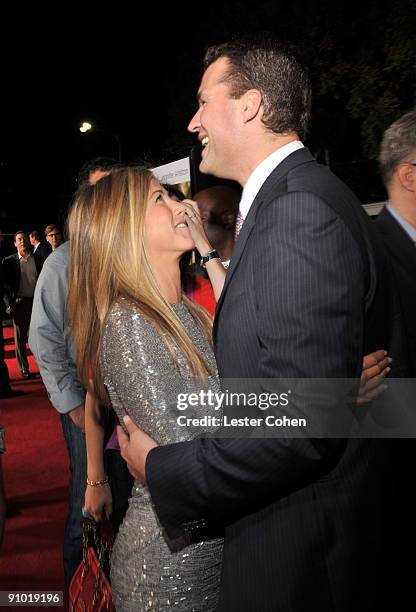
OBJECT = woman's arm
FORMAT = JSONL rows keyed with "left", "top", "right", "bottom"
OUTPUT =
{"left": 182, "top": 199, "right": 226, "bottom": 302}
{"left": 200, "top": 258, "right": 226, "bottom": 303}
{"left": 84, "top": 391, "right": 112, "bottom": 522}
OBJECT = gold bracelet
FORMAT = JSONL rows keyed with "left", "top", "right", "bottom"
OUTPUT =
{"left": 86, "top": 476, "right": 109, "bottom": 487}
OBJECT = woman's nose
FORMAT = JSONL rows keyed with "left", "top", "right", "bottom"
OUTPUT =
{"left": 174, "top": 201, "right": 185, "bottom": 216}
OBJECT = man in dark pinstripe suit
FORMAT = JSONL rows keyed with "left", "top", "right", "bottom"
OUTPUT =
{"left": 119, "top": 34, "right": 399, "bottom": 611}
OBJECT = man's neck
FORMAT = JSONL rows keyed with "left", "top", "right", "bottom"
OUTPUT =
{"left": 389, "top": 191, "right": 416, "bottom": 229}
{"left": 18, "top": 249, "right": 30, "bottom": 259}
{"left": 239, "top": 133, "right": 300, "bottom": 186}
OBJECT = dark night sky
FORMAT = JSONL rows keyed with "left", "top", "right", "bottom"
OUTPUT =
{"left": 1, "top": 10, "right": 203, "bottom": 236}
{"left": 1, "top": 1, "right": 414, "bottom": 249}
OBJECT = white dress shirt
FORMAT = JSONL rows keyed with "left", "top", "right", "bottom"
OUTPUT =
{"left": 239, "top": 140, "right": 304, "bottom": 221}
{"left": 221, "top": 141, "right": 305, "bottom": 269}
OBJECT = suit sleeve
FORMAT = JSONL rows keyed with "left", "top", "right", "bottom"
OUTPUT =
{"left": 147, "top": 192, "right": 365, "bottom": 541}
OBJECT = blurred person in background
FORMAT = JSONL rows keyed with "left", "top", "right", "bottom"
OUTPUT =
{"left": 184, "top": 185, "right": 240, "bottom": 317}
{"left": 0, "top": 228, "right": 24, "bottom": 398}
{"left": 29, "top": 230, "right": 51, "bottom": 261}
{"left": 2, "top": 231, "right": 43, "bottom": 378}
{"left": 44, "top": 224, "right": 63, "bottom": 251}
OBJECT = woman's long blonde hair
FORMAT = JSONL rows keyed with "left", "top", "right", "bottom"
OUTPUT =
{"left": 67, "top": 166, "right": 213, "bottom": 404}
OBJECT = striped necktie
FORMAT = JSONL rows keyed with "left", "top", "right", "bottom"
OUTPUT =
{"left": 234, "top": 210, "right": 244, "bottom": 240}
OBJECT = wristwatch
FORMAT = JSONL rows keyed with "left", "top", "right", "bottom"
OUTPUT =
{"left": 200, "top": 249, "right": 220, "bottom": 268}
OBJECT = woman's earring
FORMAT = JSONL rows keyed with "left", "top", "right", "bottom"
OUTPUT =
{"left": 190, "top": 250, "right": 196, "bottom": 265}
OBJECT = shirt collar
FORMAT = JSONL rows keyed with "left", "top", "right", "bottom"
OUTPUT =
{"left": 239, "top": 140, "right": 304, "bottom": 220}
{"left": 386, "top": 202, "right": 416, "bottom": 243}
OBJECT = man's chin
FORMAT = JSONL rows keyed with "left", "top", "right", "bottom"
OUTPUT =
{"left": 199, "top": 157, "right": 219, "bottom": 178}
{"left": 199, "top": 158, "right": 210, "bottom": 175}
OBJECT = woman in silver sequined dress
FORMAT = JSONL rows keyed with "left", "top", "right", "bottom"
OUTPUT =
{"left": 67, "top": 167, "right": 224, "bottom": 611}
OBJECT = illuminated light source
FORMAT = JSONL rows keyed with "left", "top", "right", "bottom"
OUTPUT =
{"left": 78, "top": 121, "right": 122, "bottom": 161}
{"left": 79, "top": 121, "right": 92, "bottom": 133}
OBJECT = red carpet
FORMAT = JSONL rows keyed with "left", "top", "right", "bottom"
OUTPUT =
{"left": 0, "top": 326, "right": 68, "bottom": 595}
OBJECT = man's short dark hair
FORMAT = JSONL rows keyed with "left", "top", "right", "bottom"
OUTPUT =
{"left": 77, "top": 156, "right": 118, "bottom": 187}
{"left": 204, "top": 32, "right": 312, "bottom": 139}
{"left": 14, "top": 230, "right": 26, "bottom": 241}
{"left": 29, "top": 230, "right": 41, "bottom": 241}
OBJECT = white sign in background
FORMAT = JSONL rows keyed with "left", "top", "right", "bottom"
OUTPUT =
{"left": 151, "top": 157, "right": 191, "bottom": 185}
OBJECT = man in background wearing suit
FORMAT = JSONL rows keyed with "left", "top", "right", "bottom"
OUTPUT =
{"left": 376, "top": 112, "right": 416, "bottom": 602}
{"left": 377, "top": 110, "right": 416, "bottom": 376}
{"left": 119, "top": 34, "right": 398, "bottom": 610}
{"left": 2, "top": 231, "right": 43, "bottom": 378}
{"left": 0, "top": 229, "right": 24, "bottom": 398}
{"left": 29, "top": 230, "right": 51, "bottom": 262}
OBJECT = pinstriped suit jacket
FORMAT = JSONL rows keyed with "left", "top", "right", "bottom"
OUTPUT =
{"left": 147, "top": 149, "right": 394, "bottom": 611}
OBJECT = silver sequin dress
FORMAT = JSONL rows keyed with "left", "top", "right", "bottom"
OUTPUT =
{"left": 100, "top": 298, "right": 223, "bottom": 611}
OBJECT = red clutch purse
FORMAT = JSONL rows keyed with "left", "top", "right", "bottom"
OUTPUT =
{"left": 69, "top": 517, "right": 114, "bottom": 612}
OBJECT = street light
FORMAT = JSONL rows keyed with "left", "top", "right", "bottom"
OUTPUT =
{"left": 79, "top": 121, "right": 92, "bottom": 133}
{"left": 79, "top": 121, "right": 122, "bottom": 161}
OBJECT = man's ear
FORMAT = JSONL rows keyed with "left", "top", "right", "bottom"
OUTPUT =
{"left": 241, "top": 89, "right": 262, "bottom": 123}
{"left": 397, "top": 163, "right": 416, "bottom": 192}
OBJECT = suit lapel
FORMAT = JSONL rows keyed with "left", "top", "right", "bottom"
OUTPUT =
{"left": 214, "top": 148, "right": 315, "bottom": 341}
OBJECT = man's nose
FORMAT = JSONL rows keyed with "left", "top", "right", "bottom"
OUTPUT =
{"left": 187, "top": 108, "right": 201, "bottom": 134}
